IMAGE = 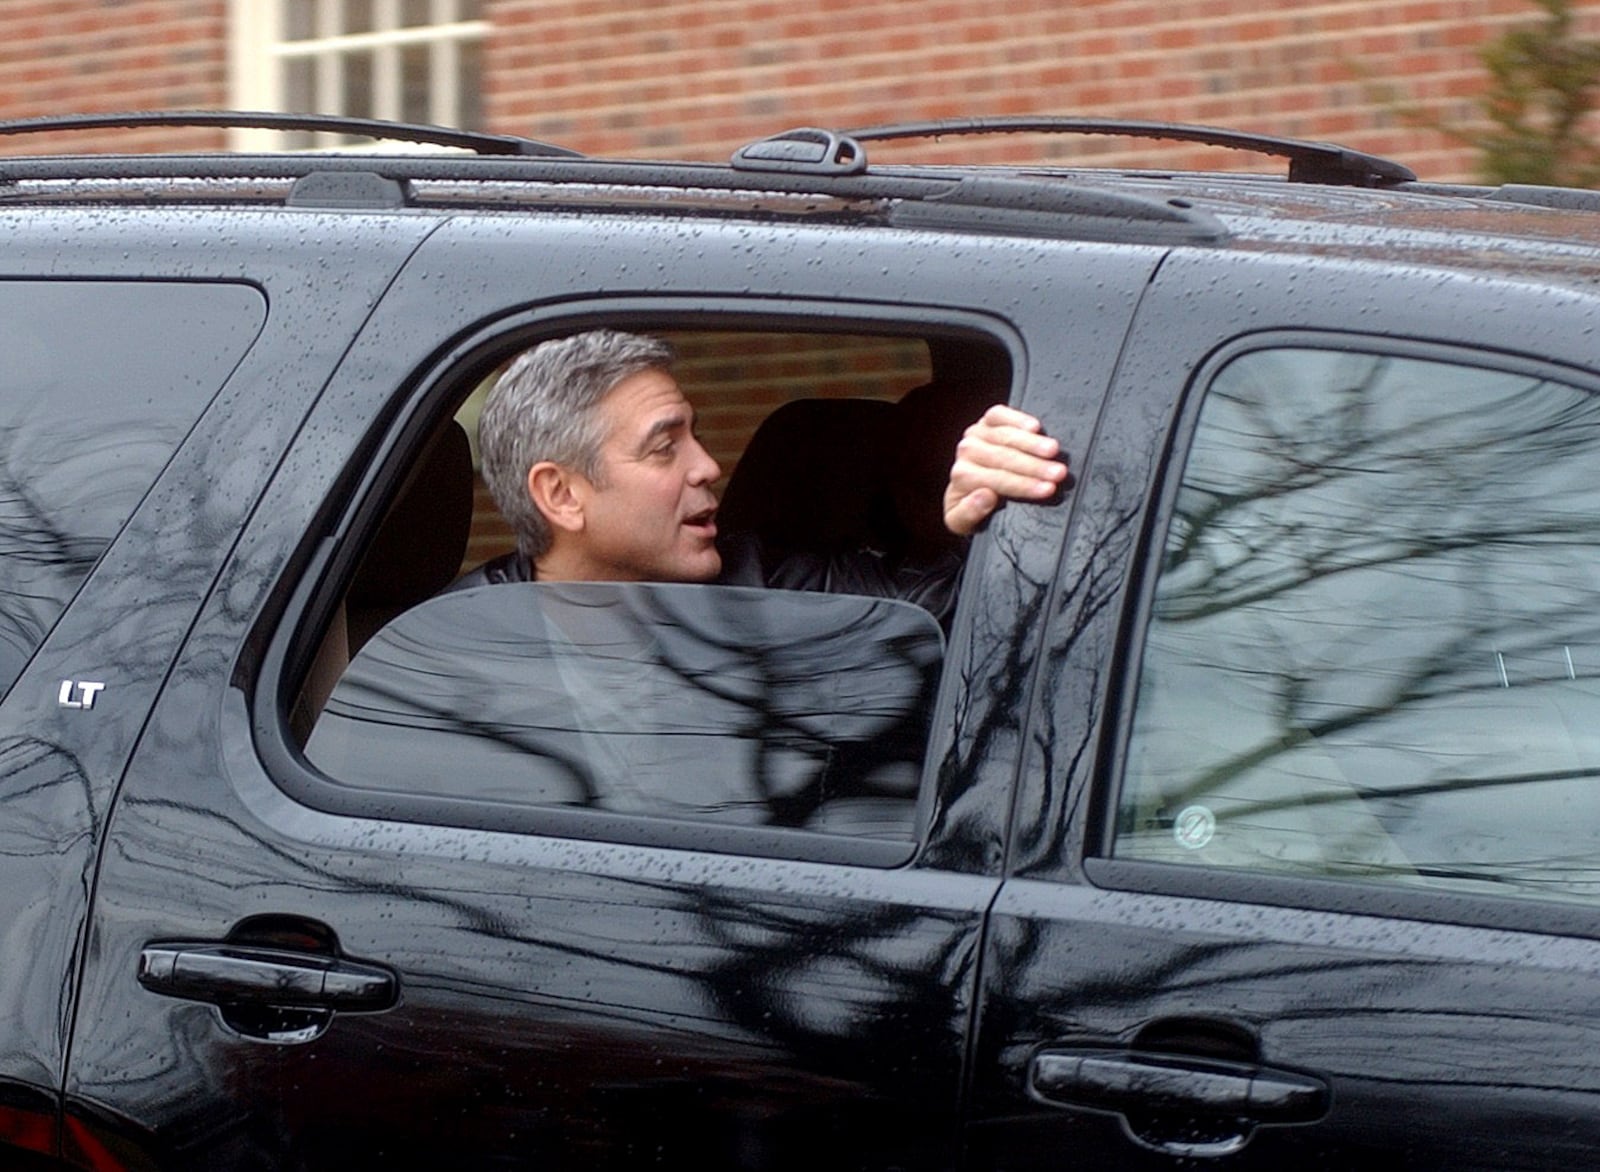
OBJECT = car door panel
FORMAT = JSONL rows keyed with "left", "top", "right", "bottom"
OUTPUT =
{"left": 62, "top": 220, "right": 1156, "bottom": 1167}
{"left": 971, "top": 878, "right": 1600, "bottom": 1168}
{"left": 970, "top": 252, "right": 1600, "bottom": 1168}
{"left": 0, "top": 244, "right": 420, "bottom": 1166}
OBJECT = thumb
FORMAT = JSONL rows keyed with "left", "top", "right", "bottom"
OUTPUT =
{"left": 944, "top": 487, "right": 1000, "bottom": 537}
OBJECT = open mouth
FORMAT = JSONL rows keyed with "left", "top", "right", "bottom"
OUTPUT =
{"left": 683, "top": 506, "right": 718, "bottom": 536}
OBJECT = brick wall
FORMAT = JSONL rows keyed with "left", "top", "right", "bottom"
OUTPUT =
{"left": 0, "top": 0, "right": 229, "bottom": 155}
{"left": 484, "top": 0, "right": 1600, "bottom": 182}
{"left": 1, "top": 1, "right": 1598, "bottom": 182}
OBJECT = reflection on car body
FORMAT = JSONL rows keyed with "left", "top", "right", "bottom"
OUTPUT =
{"left": 7, "top": 110, "right": 1600, "bottom": 1169}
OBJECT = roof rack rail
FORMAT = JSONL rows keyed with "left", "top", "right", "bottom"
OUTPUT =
{"left": 839, "top": 117, "right": 1416, "bottom": 187}
{"left": 0, "top": 110, "right": 581, "bottom": 158}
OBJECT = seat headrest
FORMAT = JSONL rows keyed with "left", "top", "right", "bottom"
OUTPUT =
{"left": 351, "top": 421, "right": 474, "bottom": 608}
{"left": 717, "top": 397, "right": 898, "bottom": 552}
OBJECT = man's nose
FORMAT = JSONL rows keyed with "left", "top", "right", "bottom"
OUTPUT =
{"left": 688, "top": 437, "right": 721, "bottom": 485}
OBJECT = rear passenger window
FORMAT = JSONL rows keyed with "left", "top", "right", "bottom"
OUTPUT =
{"left": 0, "top": 281, "right": 264, "bottom": 698}
{"left": 287, "top": 325, "right": 1012, "bottom": 862}
{"left": 1117, "top": 348, "right": 1600, "bottom": 905}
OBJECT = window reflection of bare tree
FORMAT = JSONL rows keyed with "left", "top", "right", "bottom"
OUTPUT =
{"left": 0, "top": 424, "right": 111, "bottom": 688}
{"left": 1127, "top": 352, "right": 1600, "bottom": 895}
{"left": 311, "top": 585, "right": 941, "bottom": 835}
{"left": 627, "top": 596, "right": 940, "bottom": 829}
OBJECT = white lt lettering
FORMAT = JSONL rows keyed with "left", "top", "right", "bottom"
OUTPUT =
{"left": 58, "top": 680, "right": 107, "bottom": 710}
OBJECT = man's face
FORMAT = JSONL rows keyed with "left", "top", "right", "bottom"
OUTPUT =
{"left": 571, "top": 367, "right": 723, "bottom": 582}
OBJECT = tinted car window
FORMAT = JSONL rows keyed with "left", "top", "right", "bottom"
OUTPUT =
{"left": 0, "top": 281, "right": 264, "bottom": 696}
{"left": 305, "top": 582, "right": 942, "bottom": 840}
{"left": 1117, "top": 348, "right": 1600, "bottom": 904}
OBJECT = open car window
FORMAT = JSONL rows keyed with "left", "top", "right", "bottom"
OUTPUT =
{"left": 281, "top": 324, "right": 1015, "bottom": 862}
{"left": 305, "top": 581, "right": 944, "bottom": 841}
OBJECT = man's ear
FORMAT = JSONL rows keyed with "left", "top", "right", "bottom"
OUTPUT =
{"left": 527, "top": 461, "right": 587, "bottom": 534}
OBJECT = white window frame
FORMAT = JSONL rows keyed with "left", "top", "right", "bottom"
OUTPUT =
{"left": 227, "top": 0, "right": 488, "bottom": 151}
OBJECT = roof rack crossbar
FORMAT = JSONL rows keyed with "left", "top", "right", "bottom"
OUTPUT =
{"left": 839, "top": 117, "right": 1416, "bottom": 186}
{"left": 0, "top": 110, "right": 582, "bottom": 159}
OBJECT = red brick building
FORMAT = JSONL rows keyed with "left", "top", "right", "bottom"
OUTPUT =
{"left": 2, "top": 1, "right": 1598, "bottom": 182}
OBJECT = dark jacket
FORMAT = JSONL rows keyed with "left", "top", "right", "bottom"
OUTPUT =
{"left": 449, "top": 531, "right": 964, "bottom": 627}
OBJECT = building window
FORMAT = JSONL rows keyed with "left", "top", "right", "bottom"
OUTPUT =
{"left": 229, "top": 0, "right": 486, "bottom": 149}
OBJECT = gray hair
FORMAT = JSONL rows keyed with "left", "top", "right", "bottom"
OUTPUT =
{"left": 479, "top": 329, "right": 676, "bottom": 560}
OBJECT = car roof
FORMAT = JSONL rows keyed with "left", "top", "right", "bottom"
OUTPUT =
{"left": 1035, "top": 169, "right": 1600, "bottom": 289}
{"left": 5, "top": 111, "right": 1600, "bottom": 292}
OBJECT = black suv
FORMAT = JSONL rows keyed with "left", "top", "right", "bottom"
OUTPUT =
{"left": 4, "top": 111, "right": 1600, "bottom": 1170}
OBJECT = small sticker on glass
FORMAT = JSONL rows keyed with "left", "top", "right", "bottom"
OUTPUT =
{"left": 1173, "top": 805, "right": 1216, "bottom": 851}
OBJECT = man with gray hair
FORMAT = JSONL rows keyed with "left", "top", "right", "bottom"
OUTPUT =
{"left": 474, "top": 330, "right": 722, "bottom": 585}
{"left": 463, "top": 328, "right": 1065, "bottom": 590}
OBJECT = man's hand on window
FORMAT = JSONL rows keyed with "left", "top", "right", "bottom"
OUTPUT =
{"left": 943, "top": 405, "right": 1069, "bottom": 536}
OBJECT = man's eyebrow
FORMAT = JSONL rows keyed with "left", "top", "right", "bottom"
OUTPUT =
{"left": 636, "top": 409, "right": 692, "bottom": 450}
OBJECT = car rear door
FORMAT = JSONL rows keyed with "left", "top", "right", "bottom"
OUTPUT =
{"left": 0, "top": 277, "right": 265, "bottom": 1167}
{"left": 61, "top": 212, "right": 1161, "bottom": 1168}
{"left": 0, "top": 207, "right": 433, "bottom": 1168}
{"left": 967, "top": 250, "right": 1600, "bottom": 1169}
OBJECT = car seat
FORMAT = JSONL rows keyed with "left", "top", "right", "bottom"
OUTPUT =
{"left": 345, "top": 420, "right": 475, "bottom": 649}
{"left": 292, "top": 420, "right": 474, "bottom": 742}
{"left": 716, "top": 396, "right": 901, "bottom": 562}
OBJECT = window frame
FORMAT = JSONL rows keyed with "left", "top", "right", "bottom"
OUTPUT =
{"left": 1086, "top": 328, "right": 1600, "bottom": 938}
{"left": 254, "top": 303, "right": 1024, "bottom": 868}
{"left": 227, "top": 0, "right": 488, "bottom": 150}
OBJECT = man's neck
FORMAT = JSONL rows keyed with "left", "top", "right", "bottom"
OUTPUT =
{"left": 534, "top": 548, "right": 620, "bottom": 583}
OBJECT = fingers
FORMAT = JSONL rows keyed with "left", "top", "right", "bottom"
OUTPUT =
{"left": 969, "top": 404, "right": 1057, "bottom": 454}
{"left": 961, "top": 406, "right": 1066, "bottom": 479}
{"left": 943, "top": 405, "right": 1070, "bottom": 536}
{"left": 944, "top": 487, "right": 1001, "bottom": 538}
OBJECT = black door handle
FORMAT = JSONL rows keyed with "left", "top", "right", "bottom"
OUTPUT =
{"left": 1029, "top": 1047, "right": 1329, "bottom": 1157}
{"left": 1030, "top": 1048, "right": 1328, "bottom": 1122}
{"left": 138, "top": 943, "right": 397, "bottom": 1012}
